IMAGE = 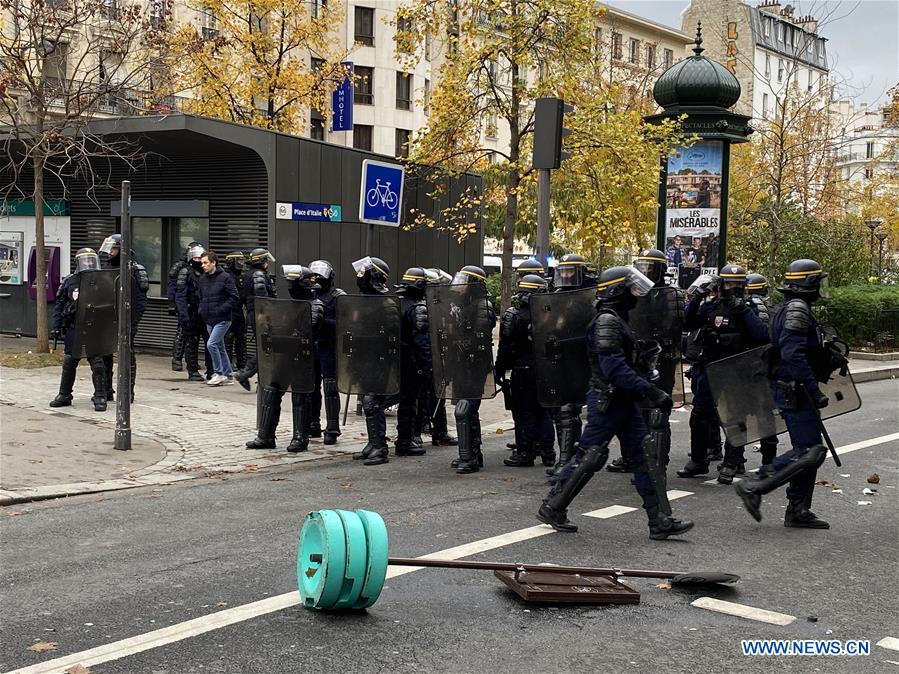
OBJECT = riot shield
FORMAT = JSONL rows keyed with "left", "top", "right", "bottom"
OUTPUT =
{"left": 426, "top": 283, "right": 496, "bottom": 400}
{"left": 336, "top": 294, "right": 401, "bottom": 396}
{"left": 707, "top": 346, "right": 862, "bottom": 446}
{"left": 630, "top": 286, "right": 685, "bottom": 403}
{"left": 72, "top": 269, "right": 118, "bottom": 358}
{"left": 530, "top": 288, "right": 595, "bottom": 408}
{"left": 255, "top": 297, "right": 315, "bottom": 393}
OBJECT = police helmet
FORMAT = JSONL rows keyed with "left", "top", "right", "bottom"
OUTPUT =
{"left": 400, "top": 266, "right": 428, "bottom": 290}
{"left": 352, "top": 256, "right": 390, "bottom": 292}
{"left": 746, "top": 273, "right": 769, "bottom": 297}
{"left": 453, "top": 265, "right": 487, "bottom": 285}
{"left": 554, "top": 253, "right": 586, "bottom": 288}
{"left": 75, "top": 247, "right": 100, "bottom": 273}
{"left": 517, "top": 273, "right": 548, "bottom": 293}
{"left": 687, "top": 273, "right": 717, "bottom": 299}
{"left": 595, "top": 266, "right": 654, "bottom": 301}
{"left": 515, "top": 258, "right": 545, "bottom": 278}
{"left": 779, "top": 259, "right": 828, "bottom": 299}
{"left": 98, "top": 234, "right": 122, "bottom": 257}
{"left": 634, "top": 248, "right": 668, "bottom": 286}
{"left": 248, "top": 247, "right": 275, "bottom": 267}
{"left": 715, "top": 264, "right": 748, "bottom": 299}
{"left": 186, "top": 244, "right": 206, "bottom": 261}
{"left": 309, "top": 259, "right": 335, "bottom": 285}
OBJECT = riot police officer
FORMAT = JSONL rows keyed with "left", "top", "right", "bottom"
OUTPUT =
{"left": 449, "top": 265, "right": 497, "bottom": 473}
{"left": 166, "top": 241, "right": 203, "bottom": 372}
{"left": 99, "top": 233, "right": 149, "bottom": 403}
{"left": 515, "top": 258, "right": 545, "bottom": 279}
{"left": 540, "top": 252, "right": 594, "bottom": 473}
{"left": 418, "top": 269, "right": 456, "bottom": 447}
{"left": 245, "top": 266, "right": 324, "bottom": 452}
{"left": 746, "top": 272, "right": 778, "bottom": 468}
{"left": 49, "top": 248, "right": 109, "bottom": 411}
{"left": 537, "top": 266, "right": 694, "bottom": 539}
{"left": 496, "top": 274, "right": 554, "bottom": 470}
{"left": 394, "top": 267, "right": 431, "bottom": 457}
{"left": 352, "top": 256, "right": 394, "bottom": 466}
{"left": 308, "top": 260, "right": 345, "bottom": 445}
{"left": 736, "top": 260, "right": 840, "bottom": 529}
{"left": 221, "top": 251, "right": 247, "bottom": 372}
{"left": 677, "top": 265, "right": 768, "bottom": 479}
{"left": 175, "top": 244, "right": 213, "bottom": 381}
{"left": 234, "top": 248, "right": 276, "bottom": 390}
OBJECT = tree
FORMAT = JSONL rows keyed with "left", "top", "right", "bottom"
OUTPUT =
{"left": 393, "top": 0, "right": 602, "bottom": 309}
{"left": 1, "top": 0, "right": 166, "bottom": 352}
{"left": 166, "top": 0, "right": 351, "bottom": 133}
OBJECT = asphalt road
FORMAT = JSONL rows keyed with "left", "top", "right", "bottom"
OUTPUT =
{"left": 2, "top": 378, "right": 897, "bottom": 673}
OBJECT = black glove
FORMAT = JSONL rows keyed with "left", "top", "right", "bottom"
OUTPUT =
{"left": 813, "top": 390, "right": 829, "bottom": 409}
{"left": 729, "top": 296, "right": 748, "bottom": 314}
{"left": 646, "top": 386, "right": 672, "bottom": 411}
{"left": 49, "top": 328, "right": 60, "bottom": 341}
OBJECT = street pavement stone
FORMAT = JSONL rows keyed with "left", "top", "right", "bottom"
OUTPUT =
{"left": 0, "top": 351, "right": 513, "bottom": 503}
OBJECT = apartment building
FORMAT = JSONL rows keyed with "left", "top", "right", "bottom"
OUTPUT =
{"left": 681, "top": 0, "right": 829, "bottom": 120}
{"left": 832, "top": 99, "right": 899, "bottom": 186}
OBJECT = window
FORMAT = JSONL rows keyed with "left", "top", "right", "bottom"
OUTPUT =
{"left": 41, "top": 41, "right": 68, "bottom": 90}
{"left": 778, "top": 22, "right": 785, "bottom": 42}
{"left": 311, "top": 0, "right": 326, "bottom": 19}
{"left": 663, "top": 48, "right": 673, "bottom": 69}
{"left": 807, "top": 70, "right": 813, "bottom": 91}
{"left": 424, "top": 30, "right": 431, "bottom": 60}
{"left": 200, "top": 7, "right": 218, "bottom": 39}
{"left": 354, "top": 65, "right": 373, "bottom": 105}
{"left": 594, "top": 27, "right": 602, "bottom": 58}
{"left": 762, "top": 93, "right": 769, "bottom": 120}
{"left": 866, "top": 141, "right": 875, "bottom": 159}
{"left": 311, "top": 57, "right": 324, "bottom": 72}
{"left": 777, "top": 59, "right": 784, "bottom": 83}
{"left": 612, "top": 32, "right": 622, "bottom": 60}
{"left": 101, "top": 0, "right": 118, "bottom": 20}
{"left": 628, "top": 38, "right": 639, "bottom": 64}
{"left": 646, "top": 44, "right": 656, "bottom": 69}
{"left": 395, "top": 128, "right": 411, "bottom": 158}
{"left": 396, "top": 72, "right": 412, "bottom": 110}
{"left": 763, "top": 18, "right": 770, "bottom": 38}
{"left": 149, "top": 0, "right": 168, "bottom": 28}
{"left": 310, "top": 118, "right": 325, "bottom": 141}
{"left": 354, "top": 6, "right": 374, "bottom": 46}
{"left": 132, "top": 217, "right": 209, "bottom": 298}
{"left": 864, "top": 167, "right": 874, "bottom": 180}
{"left": 396, "top": 16, "right": 412, "bottom": 52}
{"left": 353, "top": 124, "right": 373, "bottom": 151}
{"left": 764, "top": 53, "right": 770, "bottom": 79}
{"left": 485, "top": 110, "right": 497, "bottom": 138}
{"left": 423, "top": 78, "right": 430, "bottom": 114}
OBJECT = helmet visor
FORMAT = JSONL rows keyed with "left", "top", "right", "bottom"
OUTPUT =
{"left": 282, "top": 264, "right": 304, "bottom": 280}
{"left": 818, "top": 273, "right": 829, "bottom": 300}
{"left": 75, "top": 251, "right": 100, "bottom": 272}
{"left": 352, "top": 256, "right": 374, "bottom": 275}
{"left": 187, "top": 245, "right": 206, "bottom": 260}
{"left": 309, "top": 260, "right": 333, "bottom": 279}
{"left": 554, "top": 264, "right": 583, "bottom": 288}
{"left": 452, "top": 271, "right": 472, "bottom": 285}
{"left": 626, "top": 268, "right": 655, "bottom": 297}
{"left": 99, "top": 236, "right": 119, "bottom": 255}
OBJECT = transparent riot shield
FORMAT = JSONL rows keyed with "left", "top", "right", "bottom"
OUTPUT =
{"left": 336, "top": 294, "right": 401, "bottom": 396}
{"left": 530, "top": 287, "right": 595, "bottom": 408}
{"left": 72, "top": 269, "right": 118, "bottom": 358}
{"left": 630, "top": 285, "right": 686, "bottom": 403}
{"left": 426, "top": 283, "right": 496, "bottom": 400}
{"left": 255, "top": 297, "right": 315, "bottom": 392}
{"left": 707, "top": 345, "right": 862, "bottom": 446}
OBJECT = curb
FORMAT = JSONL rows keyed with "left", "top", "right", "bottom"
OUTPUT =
{"left": 852, "top": 366, "right": 899, "bottom": 384}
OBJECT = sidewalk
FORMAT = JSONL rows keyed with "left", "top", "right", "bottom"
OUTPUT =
{"left": 0, "top": 336, "right": 513, "bottom": 505}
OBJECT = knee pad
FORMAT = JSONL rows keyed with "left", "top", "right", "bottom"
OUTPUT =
{"left": 361, "top": 395, "right": 381, "bottom": 416}
{"left": 578, "top": 443, "right": 610, "bottom": 473}
{"left": 455, "top": 398, "right": 471, "bottom": 422}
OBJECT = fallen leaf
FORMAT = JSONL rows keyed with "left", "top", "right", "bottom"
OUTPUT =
{"left": 65, "top": 665, "right": 91, "bottom": 674}
{"left": 494, "top": 428, "right": 505, "bottom": 434}
{"left": 216, "top": 602, "right": 228, "bottom": 608}
{"left": 4, "top": 510, "right": 29, "bottom": 517}
{"left": 338, "top": 481, "right": 353, "bottom": 489}
{"left": 656, "top": 582, "right": 671, "bottom": 590}
{"left": 242, "top": 464, "right": 258, "bottom": 472}
{"left": 815, "top": 479, "right": 831, "bottom": 486}
{"left": 270, "top": 477, "right": 288, "bottom": 482}
{"left": 27, "top": 641, "right": 58, "bottom": 652}
{"left": 867, "top": 473, "right": 880, "bottom": 484}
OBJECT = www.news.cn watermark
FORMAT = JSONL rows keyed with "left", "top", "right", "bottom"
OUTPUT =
{"left": 741, "top": 640, "right": 871, "bottom": 656}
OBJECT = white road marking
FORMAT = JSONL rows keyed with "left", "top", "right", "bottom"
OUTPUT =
{"left": 691, "top": 597, "right": 796, "bottom": 626}
{"left": 878, "top": 637, "right": 899, "bottom": 652}
{"left": 583, "top": 505, "right": 638, "bottom": 519}
{"left": 703, "top": 477, "right": 742, "bottom": 485}
{"left": 667, "top": 490, "right": 694, "bottom": 500}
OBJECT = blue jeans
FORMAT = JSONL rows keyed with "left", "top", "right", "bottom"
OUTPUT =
{"left": 206, "top": 321, "right": 233, "bottom": 377}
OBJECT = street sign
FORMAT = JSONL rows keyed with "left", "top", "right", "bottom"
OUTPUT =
{"left": 331, "top": 62, "right": 354, "bottom": 132}
{"left": 359, "top": 159, "right": 404, "bottom": 227}
{"left": 275, "top": 201, "right": 342, "bottom": 222}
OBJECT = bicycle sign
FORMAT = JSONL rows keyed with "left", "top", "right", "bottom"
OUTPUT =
{"left": 359, "top": 159, "right": 404, "bottom": 227}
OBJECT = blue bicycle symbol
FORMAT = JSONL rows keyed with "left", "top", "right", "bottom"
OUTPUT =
{"left": 366, "top": 179, "right": 399, "bottom": 210}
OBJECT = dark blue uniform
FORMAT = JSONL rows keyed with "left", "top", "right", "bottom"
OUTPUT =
{"left": 101, "top": 255, "right": 149, "bottom": 401}
{"left": 175, "top": 264, "right": 213, "bottom": 378}
{"left": 240, "top": 266, "right": 276, "bottom": 378}
{"left": 395, "top": 290, "right": 431, "bottom": 451}
{"left": 747, "top": 294, "right": 778, "bottom": 465}
{"left": 309, "top": 284, "right": 345, "bottom": 441}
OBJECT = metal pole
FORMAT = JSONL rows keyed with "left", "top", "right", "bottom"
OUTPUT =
{"left": 115, "top": 181, "right": 132, "bottom": 450}
{"left": 870, "top": 227, "right": 876, "bottom": 276}
{"left": 365, "top": 223, "right": 374, "bottom": 254}
{"left": 535, "top": 168, "right": 550, "bottom": 267}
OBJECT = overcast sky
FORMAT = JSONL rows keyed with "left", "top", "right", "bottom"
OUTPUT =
{"left": 605, "top": 0, "right": 898, "bottom": 106}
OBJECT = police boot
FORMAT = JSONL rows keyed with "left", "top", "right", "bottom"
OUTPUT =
{"left": 677, "top": 460, "right": 709, "bottom": 478}
{"left": 362, "top": 413, "right": 389, "bottom": 466}
{"left": 504, "top": 446, "right": 535, "bottom": 467}
{"left": 785, "top": 471, "right": 829, "bottom": 529}
{"left": 734, "top": 444, "right": 827, "bottom": 522}
{"left": 246, "top": 387, "right": 281, "bottom": 449}
{"left": 717, "top": 441, "right": 745, "bottom": 484}
{"left": 89, "top": 361, "right": 107, "bottom": 411}
{"left": 646, "top": 505, "right": 695, "bottom": 540}
{"left": 171, "top": 323, "right": 185, "bottom": 371}
{"left": 430, "top": 402, "right": 457, "bottom": 446}
{"left": 536, "top": 444, "right": 609, "bottom": 533}
{"left": 287, "top": 393, "right": 309, "bottom": 453}
{"left": 707, "top": 426, "right": 724, "bottom": 463}
{"left": 307, "top": 420, "right": 323, "bottom": 439}
{"left": 605, "top": 457, "right": 632, "bottom": 473}
{"left": 545, "top": 417, "right": 576, "bottom": 475}
{"left": 50, "top": 356, "right": 78, "bottom": 407}
{"left": 454, "top": 419, "right": 479, "bottom": 475}
{"left": 759, "top": 438, "right": 778, "bottom": 466}
{"left": 322, "top": 378, "right": 341, "bottom": 445}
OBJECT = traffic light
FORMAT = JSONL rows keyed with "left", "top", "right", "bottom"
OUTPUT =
{"left": 532, "top": 97, "right": 573, "bottom": 170}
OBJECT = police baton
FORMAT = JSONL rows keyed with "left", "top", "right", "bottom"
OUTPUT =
{"left": 800, "top": 385, "right": 841, "bottom": 467}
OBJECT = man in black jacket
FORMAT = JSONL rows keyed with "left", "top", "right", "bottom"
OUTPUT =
{"left": 198, "top": 251, "right": 239, "bottom": 386}
{"left": 175, "top": 244, "right": 214, "bottom": 382}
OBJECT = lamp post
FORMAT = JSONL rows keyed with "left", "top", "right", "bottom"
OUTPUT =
{"left": 865, "top": 218, "right": 883, "bottom": 276}
{"left": 876, "top": 230, "right": 888, "bottom": 282}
